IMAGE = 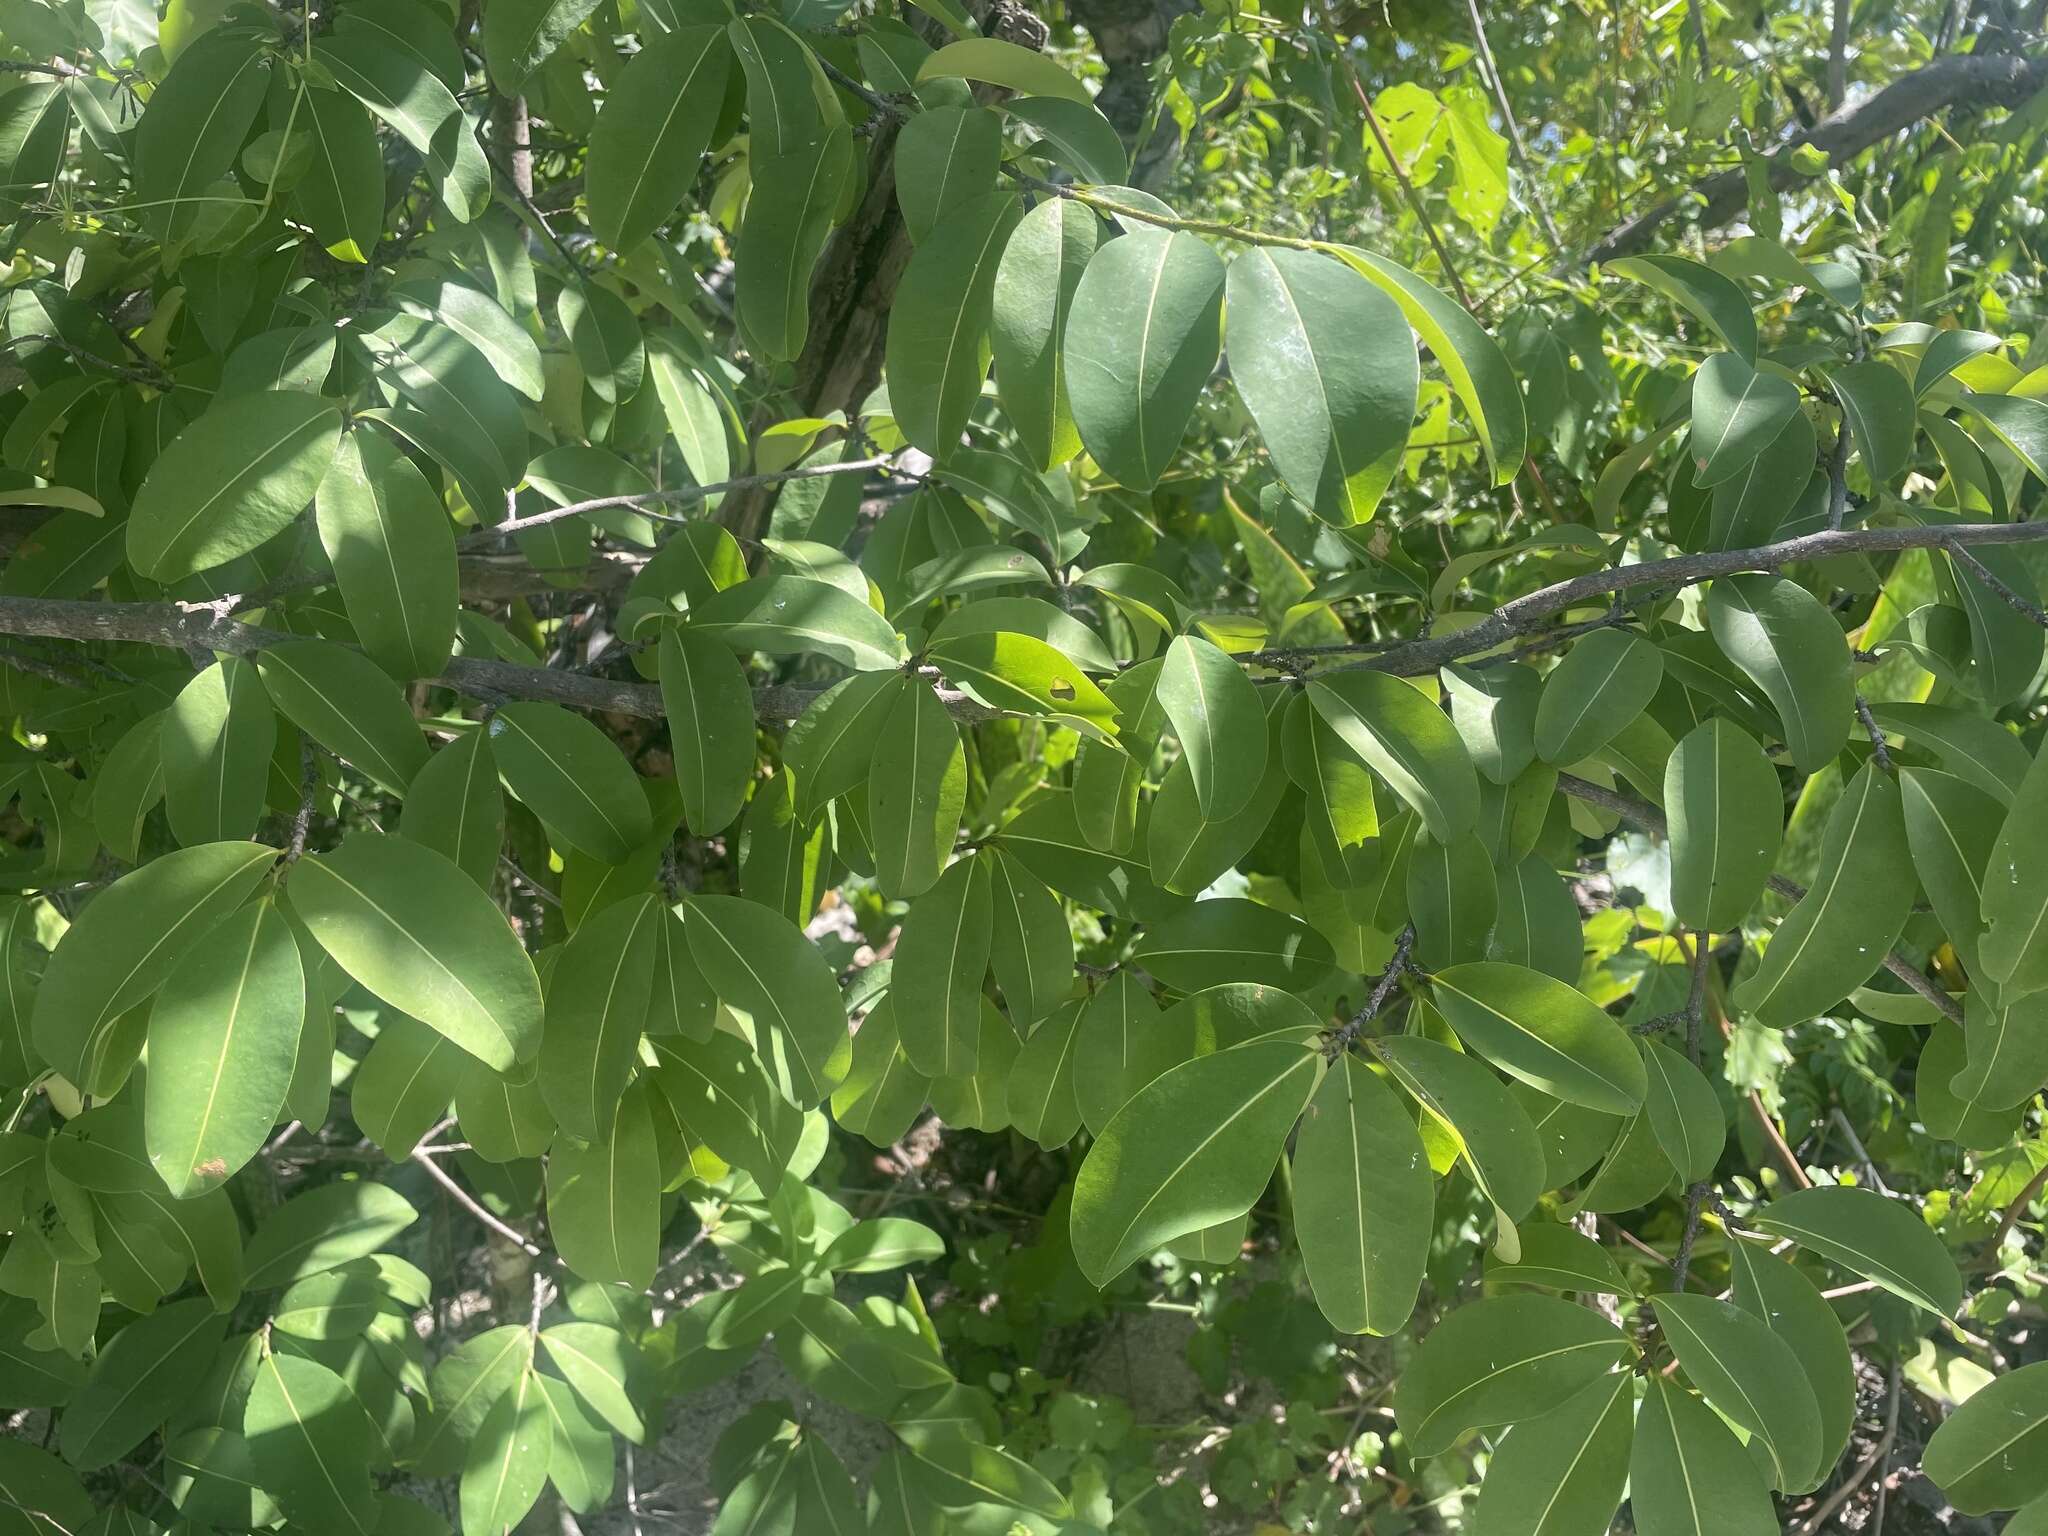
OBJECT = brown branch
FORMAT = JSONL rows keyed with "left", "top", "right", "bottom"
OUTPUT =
{"left": 1948, "top": 538, "right": 2048, "bottom": 629}
{"left": 1580, "top": 50, "right": 2048, "bottom": 266}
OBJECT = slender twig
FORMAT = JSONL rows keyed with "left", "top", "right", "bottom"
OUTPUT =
{"left": 1327, "top": 924, "right": 1416, "bottom": 1055}
{"left": 1991, "top": 1156, "right": 2048, "bottom": 1254}
{"left": 1461, "top": 0, "right": 1566, "bottom": 253}
{"left": 283, "top": 740, "right": 320, "bottom": 864}
{"left": 476, "top": 453, "right": 898, "bottom": 541}
{"left": 1854, "top": 694, "right": 1894, "bottom": 772}
{"left": 1830, "top": 1106, "right": 1892, "bottom": 1195}
{"left": 1948, "top": 538, "right": 2048, "bottom": 629}
{"left": 0, "top": 331, "right": 172, "bottom": 388}
{"left": 411, "top": 1141, "right": 549, "bottom": 1261}
{"left": 1796, "top": 1362, "right": 1900, "bottom": 1536}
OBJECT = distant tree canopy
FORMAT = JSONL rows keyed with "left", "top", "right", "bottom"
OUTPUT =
{"left": 3, "top": 0, "right": 2048, "bottom": 1531}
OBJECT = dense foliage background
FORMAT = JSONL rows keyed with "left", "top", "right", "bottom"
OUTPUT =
{"left": 4, "top": 0, "right": 2048, "bottom": 1530}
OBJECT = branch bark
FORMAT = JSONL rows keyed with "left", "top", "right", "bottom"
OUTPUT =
{"left": 1579, "top": 50, "right": 2048, "bottom": 267}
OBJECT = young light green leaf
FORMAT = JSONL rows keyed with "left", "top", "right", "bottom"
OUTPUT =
{"left": 1070, "top": 1038, "right": 1322, "bottom": 1284}
{"left": 288, "top": 834, "right": 543, "bottom": 1071}
{"left": 1291, "top": 1054, "right": 1431, "bottom": 1336}
{"left": 916, "top": 37, "right": 1090, "bottom": 102}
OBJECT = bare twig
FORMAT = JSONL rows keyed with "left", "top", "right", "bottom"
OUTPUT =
{"left": 1826, "top": 417, "right": 1853, "bottom": 532}
{"left": 1854, "top": 694, "right": 1895, "bottom": 772}
{"left": 1948, "top": 537, "right": 2048, "bottom": 629}
{"left": 1991, "top": 1156, "right": 2048, "bottom": 1254}
{"left": 412, "top": 1141, "right": 549, "bottom": 1261}
{"left": 477, "top": 453, "right": 898, "bottom": 541}
{"left": 1327, "top": 924, "right": 1416, "bottom": 1056}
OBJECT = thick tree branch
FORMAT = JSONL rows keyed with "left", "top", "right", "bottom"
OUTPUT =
{"left": 1580, "top": 50, "right": 2048, "bottom": 267}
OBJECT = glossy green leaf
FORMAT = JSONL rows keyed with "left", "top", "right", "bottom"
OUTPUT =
{"left": 1628, "top": 1375, "right": 1777, "bottom": 1536}
{"left": 683, "top": 894, "right": 848, "bottom": 1107}
{"left": 1726, "top": 1237, "right": 1856, "bottom": 1485}
{"left": 916, "top": 37, "right": 1089, "bottom": 101}
{"left": 1753, "top": 1184, "right": 1963, "bottom": 1316}
{"left": 658, "top": 627, "right": 755, "bottom": 836}
{"left": 460, "top": 1369, "right": 551, "bottom": 1536}
{"left": 1607, "top": 254, "right": 1757, "bottom": 361}
{"left": 1651, "top": 1291, "right": 1822, "bottom": 1491}
{"left": 1730, "top": 763, "right": 1914, "bottom": 1028}
{"left": 991, "top": 195, "right": 1097, "bottom": 470}
{"left": 1980, "top": 740, "right": 2048, "bottom": 996}
{"left": 1922, "top": 1359, "right": 2048, "bottom": 1514}
{"left": 1483, "top": 1222, "right": 1630, "bottom": 1293}
{"left": 242, "top": 1348, "right": 380, "bottom": 1534}
{"left": 1830, "top": 357, "right": 1917, "bottom": 484}
{"left": 546, "top": 1078, "right": 661, "bottom": 1290}
{"left": 690, "top": 575, "right": 905, "bottom": 672}
{"left": 885, "top": 190, "right": 1021, "bottom": 457}
{"left": 539, "top": 894, "right": 660, "bottom": 1143}
{"left": 1443, "top": 662, "right": 1540, "bottom": 786}
{"left": 60, "top": 1298, "right": 227, "bottom": 1469}
{"left": 737, "top": 127, "right": 857, "bottom": 364}
{"left": 314, "top": 429, "right": 459, "bottom": 681}
{"left": 1131, "top": 897, "right": 1332, "bottom": 993}
{"left": 161, "top": 657, "right": 274, "bottom": 846}
{"left": 1638, "top": 1039, "right": 1724, "bottom": 1183}
{"left": 1430, "top": 963, "right": 1645, "bottom": 1113}
{"left": 489, "top": 702, "right": 653, "bottom": 863}
{"left": 1065, "top": 227, "right": 1225, "bottom": 491}
{"left": 257, "top": 639, "right": 429, "bottom": 797}
{"left": 1468, "top": 1373, "right": 1632, "bottom": 1536}
{"left": 1226, "top": 247, "right": 1417, "bottom": 524}
{"left": 1156, "top": 633, "right": 1266, "bottom": 820}
{"left": 1371, "top": 1033, "right": 1544, "bottom": 1219}
{"left": 1665, "top": 717, "right": 1783, "bottom": 932}
{"left": 1006, "top": 998, "right": 1086, "bottom": 1148}
{"left": 892, "top": 854, "right": 992, "bottom": 1077}
{"left": 1393, "top": 1294, "right": 1629, "bottom": 1457}
{"left": 400, "top": 731, "right": 505, "bottom": 890}
{"left": 145, "top": 899, "right": 303, "bottom": 1197}
{"left": 1533, "top": 628, "right": 1663, "bottom": 767}
{"left": 483, "top": 0, "right": 602, "bottom": 91}
{"left": 587, "top": 25, "right": 732, "bottom": 252}
{"left": 288, "top": 833, "right": 543, "bottom": 1071}
{"left": 1703, "top": 573, "right": 1853, "bottom": 774}
{"left": 868, "top": 679, "right": 967, "bottom": 900}
{"left": 1308, "top": 670, "right": 1478, "bottom": 842}
{"left": 126, "top": 392, "right": 341, "bottom": 580}
{"left": 1689, "top": 352, "right": 1801, "bottom": 485}
{"left": 1291, "top": 1054, "right": 1431, "bottom": 1336}
{"left": 1070, "top": 1038, "right": 1322, "bottom": 1284}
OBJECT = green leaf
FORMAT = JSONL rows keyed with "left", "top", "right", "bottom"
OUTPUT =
{"left": 1533, "top": 628, "right": 1663, "bottom": 767}
{"left": 33, "top": 841, "right": 276, "bottom": 1095}
{"left": 1830, "top": 358, "right": 1917, "bottom": 485}
{"left": 927, "top": 630, "right": 1118, "bottom": 738}
{"left": 895, "top": 105, "right": 1002, "bottom": 245}
{"left": 1291, "top": 1054, "right": 1431, "bottom": 1335}
{"left": 587, "top": 24, "right": 733, "bottom": 252}
{"left": 161, "top": 657, "right": 274, "bottom": 845}
{"left": 91, "top": 715, "right": 166, "bottom": 864}
{"left": 1070, "top": 970, "right": 1172, "bottom": 1134}
{"left": 1753, "top": 1184, "right": 1963, "bottom": 1316}
{"left": 884, "top": 190, "right": 1021, "bottom": 457}
{"left": 1638, "top": 1039, "right": 1724, "bottom": 1183}
{"left": 1154, "top": 633, "right": 1266, "bottom": 820}
{"left": 407, "top": 1325, "right": 533, "bottom": 1476}
{"left": 144, "top": 899, "right": 303, "bottom": 1197}
{"left": 1727, "top": 1238, "right": 1857, "bottom": 1485}
{"left": 1468, "top": 1373, "right": 1632, "bottom": 1536}
{"left": 828, "top": 998, "right": 931, "bottom": 1148}
{"left": 1629, "top": 1375, "right": 1778, "bottom": 1536}
{"left": 1607, "top": 253, "right": 1758, "bottom": 362}
{"left": 1392, "top": 1293, "right": 1629, "bottom": 1457}
{"left": 460, "top": 1369, "right": 551, "bottom": 1536}
{"left": 483, "top": 0, "right": 601, "bottom": 91}
{"left": 1664, "top": 717, "right": 1784, "bottom": 932}
{"left": 400, "top": 731, "right": 505, "bottom": 890}
{"left": 1652, "top": 1292, "right": 1822, "bottom": 1491}
{"left": 243, "top": 1348, "right": 381, "bottom": 1534}
{"left": 292, "top": 84, "right": 384, "bottom": 263}
{"left": 539, "top": 1322, "right": 645, "bottom": 1442}
{"left": 690, "top": 574, "right": 906, "bottom": 672}
{"left": 1922, "top": 1359, "right": 2048, "bottom": 1514}
{"left": 131, "top": 30, "right": 270, "bottom": 246}
{"left": 1443, "top": 662, "right": 1540, "bottom": 786}
{"left": 658, "top": 627, "right": 755, "bottom": 836}
{"left": 1006, "top": 998, "right": 1087, "bottom": 1148}
{"left": 1730, "top": 763, "right": 1914, "bottom": 1028}
{"left": 985, "top": 849, "right": 1073, "bottom": 1026}
{"left": 1490, "top": 853, "right": 1581, "bottom": 982}
{"left": 489, "top": 702, "right": 653, "bottom": 864}
{"left": 989, "top": 196, "right": 1097, "bottom": 472}
{"left": 891, "top": 854, "right": 992, "bottom": 1077}
{"left": 1980, "top": 741, "right": 2048, "bottom": 996}
{"left": 126, "top": 391, "right": 340, "bottom": 580}
{"left": 1689, "top": 352, "right": 1801, "bottom": 486}
{"left": 321, "top": 36, "right": 490, "bottom": 221}
{"left": 245, "top": 1181, "right": 417, "bottom": 1290}
{"left": 1869, "top": 703, "right": 2029, "bottom": 805}
{"left": 1967, "top": 392, "right": 2048, "bottom": 482}
{"left": 256, "top": 640, "right": 429, "bottom": 797}
{"left": 1070, "top": 1037, "right": 1322, "bottom": 1284}
{"left": 821, "top": 1217, "right": 945, "bottom": 1274}
{"left": 535, "top": 1374, "right": 613, "bottom": 1514}
{"left": 314, "top": 430, "right": 459, "bottom": 681}
{"left": 1405, "top": 830, "right": 1496, "bottom": 967}
{"left": 737, "top": 128, "right": 857, "bottom": 363}
{"left": 1007, "top": 94, "right": 1128, "bottom": 184}
{"left": 1483, "top": 1222, "right": 1630, "bottom": 1293}
{"left": 288, "top": 833, "right": 544, "bottom": 1071}
{"left": 60, "top": 1298, "right": 227, "bottom": 1469}
{"left": 683, "top": 895, "right": 849, "bottom": 1107}
{"left": 546, "top": 1079, "right": 661, "bottom": 1290}
{"left": 1371, "top": 1033, "right": 1544, "bottom": 1219}
{"left": 1225, "top": 247, "right": 1417, "bottom": 525}
{"left": 1703, "top": 573, "right": 1853, "bottom": 774}
{"left": 1132, "top": 898, "right": 1333, "bottom": 993}
{"left": 394, "top": 278, "right": 545, "bottom": 403}
{"left": 916, "top": 37, "right": 1089, "bottom": 102}
{"left": 0, "top": 1440, "right": 89, "bottom": 1536}
{"left": 1430, "top": 963, "right": 1646, "bottom": 1114}
{"left": 1899, "top": 766, "right": 2002, "bottom": 978}
{"left": 1953, "top": 986, "right": 2048, "bottom": 1114}
{"left": 539, "top": 894, "right": 660, "bottom": 1143}
{"left": 1307, "top": 671, "right": 1478, "bottom": 842}
{"left": 1706, "top": 407, "right": 1818, "bottom": 550}
{"left": 868, "top": 679, "right": 967, "bottom": 900}
{"left": 1326, "top": 246, "right": 1527, "bottom": 485}
{"left": 1065, "top": 227, "right": 1226, "bottom": 491}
